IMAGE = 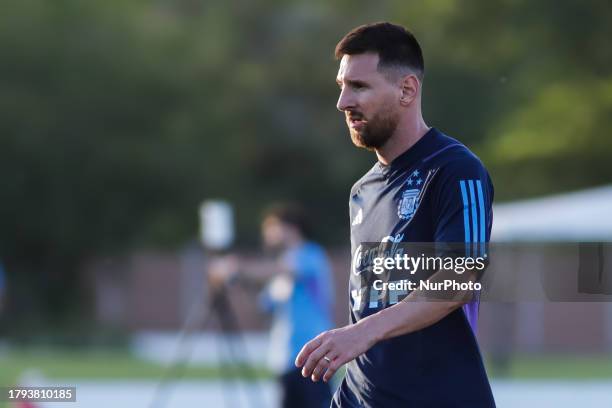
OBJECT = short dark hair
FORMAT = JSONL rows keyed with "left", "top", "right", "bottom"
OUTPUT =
{"left": 263, "top": 203, "right": 311, "bottom": 238}
{"left": 335, "top": 22, "right": 424, "bottom": 81}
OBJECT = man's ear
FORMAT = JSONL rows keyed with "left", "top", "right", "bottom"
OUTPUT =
{"left": 399, "top": 74, "right": 419, "bottom": 106}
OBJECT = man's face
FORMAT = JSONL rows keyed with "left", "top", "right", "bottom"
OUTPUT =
{"left": 261, "top": 216, "right": 287, "bottom": 250}
{"left": 336, "top": 53, "right": 401, "bottom": 150}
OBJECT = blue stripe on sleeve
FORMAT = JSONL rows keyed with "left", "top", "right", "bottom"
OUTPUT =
{"left": 476, "top": 180, "right": 486, "bottom": 257}
{"left": 459, "top": 180, "right": 471, "bottom": 256}
{"left": 468, "top": 180, "right": 478, "bottom": 255}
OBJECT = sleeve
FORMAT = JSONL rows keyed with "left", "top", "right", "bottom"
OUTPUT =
{"left": 283, "top": 245, "right": 334, "bottom": 311}
{"left": 281, "top": 247, "right": 318, "bottom": 280}
{"left": 433, "top": 155, "right": 494, "bottom": 259}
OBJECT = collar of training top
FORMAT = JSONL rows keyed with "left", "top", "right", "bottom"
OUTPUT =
{"left": 376, "top": 127, "right": 439, "bottom": 177}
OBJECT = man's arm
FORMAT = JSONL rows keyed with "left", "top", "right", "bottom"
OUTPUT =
{"left": 295, "top": 268, "right": 476, "bottom": 382}
{"left": 208, "top": 255, "right": 290, "bottom": 288}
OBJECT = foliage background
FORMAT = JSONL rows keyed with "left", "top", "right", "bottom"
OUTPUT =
{"left": 1, "top": 0, "right": 611, "bottom": 333}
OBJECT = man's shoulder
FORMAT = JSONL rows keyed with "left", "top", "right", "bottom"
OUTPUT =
{"left": 300, "top": 241, "right": 326, "bottom": 258}
{"left": 426, "top": 131, "right": 489, "bottom": 180}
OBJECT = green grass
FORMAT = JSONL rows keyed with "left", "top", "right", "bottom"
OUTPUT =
{"left": 488, "top": 354, "right": 612, "bottom": 379}
{"left": 1, "top": 350, "right": 611, "bottom": 408}
{"left": 2, "top": 349, "right": 612, "bottom": 387}
{"left": 0, "top": 348, "right": 271, "bottom": 387}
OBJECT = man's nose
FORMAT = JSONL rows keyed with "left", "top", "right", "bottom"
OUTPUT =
{"left": 336, "top": 88, "right": 355, "bottom": 112}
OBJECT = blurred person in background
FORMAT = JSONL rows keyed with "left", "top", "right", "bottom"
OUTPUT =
{"left": 210, "top": 203, "right": 334, "bottom": 408}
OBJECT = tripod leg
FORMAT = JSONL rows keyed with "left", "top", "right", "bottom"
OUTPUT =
{"left": 213, "top": 288, "right": 269, "bottom": 408}
{"left": 212, "top": 289, "right": 244, "bottom": 408}
{"left": 149, "top": 293, "right": 213, "bottom": 408}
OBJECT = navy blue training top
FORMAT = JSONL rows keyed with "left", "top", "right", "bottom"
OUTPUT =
{"left": 332, "top": 128, "right": 496, "bottom": 408}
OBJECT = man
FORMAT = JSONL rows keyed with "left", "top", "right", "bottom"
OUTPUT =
{"left": 259, "top": 204, "right": 334, "bottom": 408}
{"left": 210, "top": 204, "right": 334, "bottom": 408}
{"left": 295, "top": 23, "right": 496, "bottom": 407}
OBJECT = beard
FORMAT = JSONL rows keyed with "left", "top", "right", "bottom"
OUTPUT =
{"left": 348, "top": 107, "right": 399, "bottom": 150}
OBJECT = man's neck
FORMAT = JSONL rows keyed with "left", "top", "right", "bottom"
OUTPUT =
{"left": 375, "top": 117, "right": 430, "bottom": 165}
{"left": 284, "top": 234, "right": 305, "bottom": 250}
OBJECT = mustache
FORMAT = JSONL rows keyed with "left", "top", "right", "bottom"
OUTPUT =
{"left": 346, "top": 110, "right": 365, "bottom": 120}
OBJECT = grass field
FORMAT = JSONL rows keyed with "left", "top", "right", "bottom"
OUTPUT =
{"left": 1, "top": 349, "right": 611, "bottom": 407}
{"left": 0, "top": 348, "right": 270, "bottom": 387}
{"left": 493, "top": 354, "right": 612, "bottom": 379}
{"left": 2, "top": 348, "right": 612, "bottom": 385}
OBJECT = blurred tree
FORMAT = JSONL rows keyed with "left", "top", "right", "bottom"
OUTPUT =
{"left": 0, "top": 0, "right": 610, "bottom": 332}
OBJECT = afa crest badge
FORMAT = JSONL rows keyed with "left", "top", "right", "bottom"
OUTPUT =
{"left": 398, "top": 169, "right": 428, "bottom": 221}
{"left": 398, "top": 189, "right": 420, "bottom": 220}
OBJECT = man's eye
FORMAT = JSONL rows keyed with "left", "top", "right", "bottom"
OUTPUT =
{"left": 352, "top": 84, "right": 366, "bottom": 90}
